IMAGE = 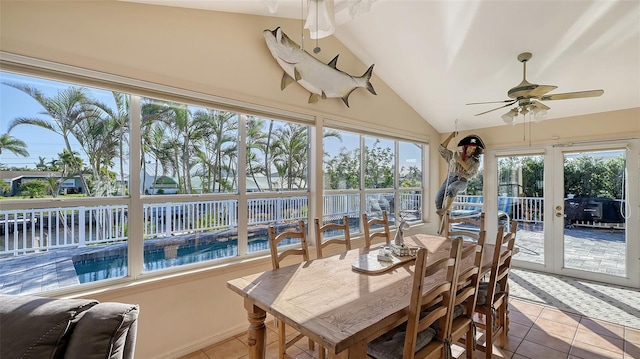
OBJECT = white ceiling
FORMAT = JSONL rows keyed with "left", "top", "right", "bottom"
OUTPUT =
{"left": 123, "top": 0, "right": 640, "bottom": 133}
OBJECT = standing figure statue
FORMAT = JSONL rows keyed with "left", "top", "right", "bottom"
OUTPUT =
{"left": 435, "top": 132, "right": 485, "bottom": 231}
{"left": 393, "top": 215, "right": 410, "bottom": 246}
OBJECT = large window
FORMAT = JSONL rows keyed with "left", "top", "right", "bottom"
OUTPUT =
{"left": 322, "top": 128, "right": 424, "bottom": 236}
{"left": 0, "top": 69, "right": 423, "bottom": 295}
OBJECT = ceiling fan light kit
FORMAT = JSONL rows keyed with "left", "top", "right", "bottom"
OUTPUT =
{"left": 468, "top": 52, "right": 604, "bottom": 125}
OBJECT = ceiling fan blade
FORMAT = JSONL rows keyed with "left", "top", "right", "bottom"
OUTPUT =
{"left": 466, "top": 99, "right": 513, "bottom": 105}
{"left": 526, "top": 85, "right": 557, "bottom": 98}
{"left": 533, "top": 101, "right": 550, "bottom": 110}
{"left": 540, "top": 89, "right": 604, "bottom": 101}
{"left": 473, "top": 101, "right": 517, "bottom": 116}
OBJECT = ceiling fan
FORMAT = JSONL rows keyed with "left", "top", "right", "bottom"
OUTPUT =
{"left": 467, "top": 52, "right": 604, "bottom": 123}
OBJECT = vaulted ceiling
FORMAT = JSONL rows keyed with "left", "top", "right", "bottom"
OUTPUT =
{"left": 122, "top": 0, "right": 640, "bottom": 133}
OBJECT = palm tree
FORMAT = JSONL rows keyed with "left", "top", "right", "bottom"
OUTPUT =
{"left": 145, "top": 123, "right": 174, "bottom": 194}
{"left": 3, "top": 83, "right": 93, "bottom": 195}
{"left": 192, "top": 109, "right": 238, "bottom": 192}
{"left": 246, "top": 117, "right": 268, "bottom": 191}
{"left": 0, "top": 133, "right": 29, "bottom": 158}
{"left": 165, "top": 103, "right": 210, "bottom": 194}
{"left": 92, "top": 92, "right": 130, "bottom": 195}
{"left": 271, "top": 124, "right": 309, "bottom": 189}
{"left": 35, "top": 156, "right": 47, "bottom": 171}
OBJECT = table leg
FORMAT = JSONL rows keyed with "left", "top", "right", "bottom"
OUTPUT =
{"left": 245, "top": 299, "right": 267, "bottom": 359}
{"left": 328, "top": 341, "right": 367, "bottom": 359}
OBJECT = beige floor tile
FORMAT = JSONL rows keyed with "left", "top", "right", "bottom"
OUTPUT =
{"left": 624, "top": 341, "right": 640, "bottom": 359}
{"left": 579, "top": 317, "right": 625, "bottom": 338}
{"left": 532, "top": 317, "right": 579, "bottom": 339}
{"left": 508, "top": 310, "right": 537, "bottom": 328}
{"left": 570, "top": 339, "right": 623, "bottom": 359}
{"left": 524, "top": 327, "right": 572, "bottom": 353}
{"left": 515, "top": 339, "right": 568, "bottom": 359}
{"left": 625, "top": 327, "right": 640, "bottom": 344}
{"left": 539, "top": 307, "right": 581, "bottom": 326}
{"left": 574, "top": 326, "right": 624, "bottom": 354}
{"left": 507, "top": 321, "right": 531, "bottom": 339}
{"left": 178, "top": 351, "right": 210, "bottom": 359}
{"left": 203, "top": 337, "right": 248, "bottom": 359}
{"left": 509, "top": 300, "right": 544, "bottom": 317}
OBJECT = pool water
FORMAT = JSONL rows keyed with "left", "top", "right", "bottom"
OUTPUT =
{"left": 73, "top": 236, "right": 297, "bottom": 283}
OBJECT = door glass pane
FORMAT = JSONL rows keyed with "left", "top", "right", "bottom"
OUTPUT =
{"left": 497, "top": 155, "right": 544, "bottom": 265}
{"left": 563, "top": 150, "right": 626, "bottom": 276}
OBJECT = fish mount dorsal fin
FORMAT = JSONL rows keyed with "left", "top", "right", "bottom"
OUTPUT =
{"left": 294, "top": 67, "right": 302, "bottom": 81}
{"left": 327, "top": 55, "right": 339, "bottom": 69}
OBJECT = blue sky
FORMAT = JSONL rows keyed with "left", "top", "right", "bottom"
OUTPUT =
{"left": 1, "top": 72, "right": 116, "bottom": 169}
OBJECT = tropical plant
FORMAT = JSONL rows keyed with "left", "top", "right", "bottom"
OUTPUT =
{"left": 3, "top": 83, "right": 93, "bottom": 195}
{"left": 364, "top": 139, "right": 394, "bottom": 188}
{"left": 0, "top": 133, "right": 29, "bottom": 158}
{"left": 19, "top": 179, "right": 48, "bottom": 198}
{"left": 92, "top": 91, "right": 130, "bottom": 196}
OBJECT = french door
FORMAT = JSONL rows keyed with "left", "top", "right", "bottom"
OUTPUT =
{"left": 491, "top": 140, "right": 639, "bottom": 287}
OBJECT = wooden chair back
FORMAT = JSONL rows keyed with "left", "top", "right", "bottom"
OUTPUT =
{"left": 362, "top": 211, "right": 391, "bottom": 247}
{"left": 314, "top": 216, "right": 352, "bottom": 258}
{"left": 401, "top": 237, "right": 464, "bottom": 359}
{"left": 450, "top": 231, "right": 486, "bottom": 358}
{"left": 474, "top": 220, "right": 518, "bottom": 358}
{"left": 268, "top": 220, "right": 309, "bottom": 270}
{"left": 443, "top": 211, "right": 485, "bottom": 242}
{"left": 486, "top": 220, "right": 518, "bottom": 310}
{"left": 268, "top": 220, "right": 323, "bottom": 358}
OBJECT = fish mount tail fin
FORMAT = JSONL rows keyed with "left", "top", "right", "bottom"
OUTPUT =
{"left": 361, "top": 64, "right": 377, "bottom": 95}
{"left": 341, "top": 64, "right": 377, "bottom": 107}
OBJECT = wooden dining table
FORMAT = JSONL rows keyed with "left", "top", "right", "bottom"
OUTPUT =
{"left": 226, "top": 234, "right": 500, "bottom": 359}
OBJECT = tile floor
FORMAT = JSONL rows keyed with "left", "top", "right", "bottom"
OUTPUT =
{"left": 179, "top": 298, "right": 640, "bottom": 359}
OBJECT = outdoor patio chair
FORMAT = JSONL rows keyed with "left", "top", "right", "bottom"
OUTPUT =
{"left": 442, "top": 211, "right": 485, "bottom": 242}
{"left": 268, "top": 221, "right": 324, "bottom": 359}
{"left": 473, "top": 220, "right": 518, "bottom": 358}
{"left": 314, "top": 216, "right": 352, "bottom": 259}
{"left": 367, "top": 238, "right": 465, "bottom": 359}
{"left": 362, "top": 210, "right": 391, "bottom": 247}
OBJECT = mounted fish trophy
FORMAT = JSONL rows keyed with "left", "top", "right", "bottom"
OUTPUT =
{"left": 263, "top": 27, "right": 376, "bottom": 107}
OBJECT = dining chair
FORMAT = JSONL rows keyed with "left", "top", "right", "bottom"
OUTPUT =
{"left": 362, "top": 210, "right": 391, "bottom": 247}
{"left": 268, "top": 221, "right": 323, "bottom": 359}
{"left": 366, "top": 237, "right": 464, "bottom": 359}
{"left": 442, "top": 210, "right": 485, "bottom": 242}
{"left": 473, "top": 220, "right": 518, "bottom": 358}
{"left": 314, "top": 216, "right": 352, "bottom": 259}
{"left": 450, "top": 231, "right": 486, "bottom": 358}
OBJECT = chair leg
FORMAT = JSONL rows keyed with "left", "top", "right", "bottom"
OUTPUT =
{"left": 309, "top": 338, "right": 315, "bottom": 350}
{"left": 484, "top": 312, "right": 494, "bottom": 359}
{"left": 466, "top": 326, "right": 474, "bottom": 359}
{"left": 319, "top": 345, "right": 326, "bottom": 359}
{"left": 498, "top": 305, "right": 507, "bottom": 347}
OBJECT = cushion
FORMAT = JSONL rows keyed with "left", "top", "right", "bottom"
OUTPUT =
{"left": 0, "top": 294, "right": 98, "bottom": 359}
{"left": 64, "top": 302, "right": 139, "bottom": 359}
{"left": 367, "top": 326, "right": 436, "bottom": 359}
{"left": 476, "top": 282, "right": 501, "bottom": 306}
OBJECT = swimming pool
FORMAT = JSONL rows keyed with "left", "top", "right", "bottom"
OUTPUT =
{"left": 72, "top": 231, "right": 295, "bottom": 283}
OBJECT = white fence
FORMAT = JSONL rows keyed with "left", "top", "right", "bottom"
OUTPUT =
{"left": 2, "top": 194, "right": 602, "bottom": 256}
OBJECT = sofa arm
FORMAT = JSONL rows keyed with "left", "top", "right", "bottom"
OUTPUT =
{"left": 0, "top": 294, "right": 98, "bottom": 359}
{"left": 65, "top": 302, "right": 140, "bottom": 359}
